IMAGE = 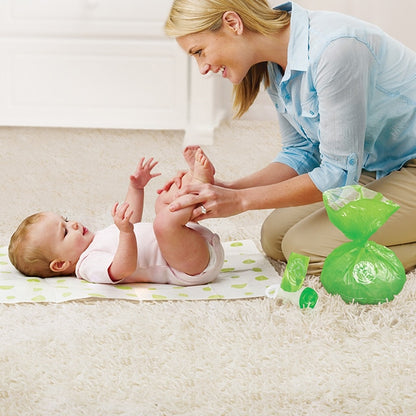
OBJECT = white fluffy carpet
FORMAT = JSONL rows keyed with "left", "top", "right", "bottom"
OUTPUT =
{"left": 1, "top": 121, "right": 416, "bottom": 415}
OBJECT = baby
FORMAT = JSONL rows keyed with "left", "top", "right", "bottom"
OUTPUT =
{"left": 8, "top": 147, "right": 224, "bottom": 286}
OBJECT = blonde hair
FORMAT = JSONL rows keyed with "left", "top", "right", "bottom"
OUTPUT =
{"left": 8, "top": 213, "right": 61, "bottom": 277}
{"left": 165, "top": 0, "right": 290, "bottom": 117}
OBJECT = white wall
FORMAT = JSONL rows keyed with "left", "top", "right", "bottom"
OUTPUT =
{"left": 243, "top": 0, "right": 416, "bottom": 120}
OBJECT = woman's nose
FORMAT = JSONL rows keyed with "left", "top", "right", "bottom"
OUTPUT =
{"left": 199, "top": 63, "right": 210, "bottom": 75}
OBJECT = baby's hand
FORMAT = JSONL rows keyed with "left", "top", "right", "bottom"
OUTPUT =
{"left": 157, "top": 170, "right": 188, "bottom": 194}
{"left": 130, "top": 157, "right": 161, "bottom": 190}
{"left": 112, "top": 202, "right": 134, "bottom": 233}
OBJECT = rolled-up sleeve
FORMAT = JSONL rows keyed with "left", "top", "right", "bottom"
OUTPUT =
{"left": 308, "top": 37, "right": 375, "bottom": 191}
{"left": 274, "top": 112, "right": 321, "bottom": 174}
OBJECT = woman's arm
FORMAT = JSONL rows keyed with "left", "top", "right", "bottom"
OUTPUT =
{"left": 169, "top": 164, "right": 322, "bottom": 221}
{"left": 222, "top": 161, "right": 299, "bottom": 189}
{"left": 238, "top": 173, "right": 322, "bottom": 211}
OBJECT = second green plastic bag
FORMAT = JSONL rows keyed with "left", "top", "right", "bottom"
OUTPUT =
{"left": 320, "top": 185, "right": 406, "bottom": 304}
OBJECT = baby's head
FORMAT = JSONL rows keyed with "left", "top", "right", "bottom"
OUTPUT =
{"left": 9, "top": 212, "right": 94, "bottom": 277}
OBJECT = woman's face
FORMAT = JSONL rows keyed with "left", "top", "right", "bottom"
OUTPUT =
{"left": 177, "top": 16, "right": 254, "bottom": 85}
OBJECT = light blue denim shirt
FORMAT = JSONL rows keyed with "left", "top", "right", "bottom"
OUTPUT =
{"left": 268, "top": 2, "right": 416, "bottom": 192}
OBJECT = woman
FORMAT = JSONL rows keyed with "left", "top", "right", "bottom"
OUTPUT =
{"left": 164, "top": 0, "right": 416, "bottom": 274}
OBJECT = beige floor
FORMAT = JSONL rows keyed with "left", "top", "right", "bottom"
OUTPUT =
{"left": 2, "top": 120, "right": 416, "bottom": 415}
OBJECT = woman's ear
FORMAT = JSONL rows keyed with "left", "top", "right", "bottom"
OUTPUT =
{"left": 222, "top": 11, "right": 244, "bottom": 35}
{"left": 49, "top": 259, "right": 71, "bottom": 273}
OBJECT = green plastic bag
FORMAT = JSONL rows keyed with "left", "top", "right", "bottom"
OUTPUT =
{"left": 321, "top": 185, "right": 406, "bottom": 304}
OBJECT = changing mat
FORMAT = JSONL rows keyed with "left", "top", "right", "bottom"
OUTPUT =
{"left": 0, "top": 240, "right": 281, "bottom": 303}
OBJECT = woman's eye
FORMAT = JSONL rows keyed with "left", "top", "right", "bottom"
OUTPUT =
{"left": 193, "top": 49, "right": 202, "bottom": 57}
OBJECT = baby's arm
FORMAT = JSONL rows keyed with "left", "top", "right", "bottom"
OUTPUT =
{"left": 108, "top": 202, "right": 138, "bottom": 282}
{"left": 126, "top": 157, "right": 161, "bottom": 223}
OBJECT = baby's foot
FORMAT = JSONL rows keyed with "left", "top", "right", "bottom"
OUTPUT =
{"left": 183, "top": 146, "right": 201, "bottom": 171}
{"left": 192, "top": 148, "right": 215, "bottom": 184}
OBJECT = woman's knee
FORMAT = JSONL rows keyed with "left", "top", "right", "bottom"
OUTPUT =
{"left": 281, "top": 208, "right": 346, "bottom": 275}
{"left": 260, "top": 211, "right": 286, "bottom": 261}
{"left": 261, "top": 203, "right": 324, "bottom": 262}
{"left": 281, "top": 228, "right": 326, "bottom": 275}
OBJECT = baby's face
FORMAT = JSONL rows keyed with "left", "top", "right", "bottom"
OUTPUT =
{"left": 31, "top": 212, "right": 94, "bottom": 266}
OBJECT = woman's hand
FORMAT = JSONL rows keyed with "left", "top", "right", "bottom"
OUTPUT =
{"left": 168, "top": 183, "right": 244, "bottom": 221}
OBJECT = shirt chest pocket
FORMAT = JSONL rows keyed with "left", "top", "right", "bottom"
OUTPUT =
{"left": 296, "top": 93, "right": 320, "bottom": 140}
{"left": 300, "top": 92, "right": 319, "bottom": 118}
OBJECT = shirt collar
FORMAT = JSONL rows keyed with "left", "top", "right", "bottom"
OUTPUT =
{"left": 274, "top": 2, "right": 309, "bottom": 74}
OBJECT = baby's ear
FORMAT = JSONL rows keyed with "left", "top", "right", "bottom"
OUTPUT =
{"left": 49, "top": 259, "right": 71, "bottom": 273}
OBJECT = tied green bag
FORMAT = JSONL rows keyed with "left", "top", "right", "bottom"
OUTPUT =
{"left": 320, "top": 185, "right": 406, "bottom": 304}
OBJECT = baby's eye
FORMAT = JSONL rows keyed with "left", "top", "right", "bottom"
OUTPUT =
{"left": 62, "top": 217, "right": 69, "bottom": 237}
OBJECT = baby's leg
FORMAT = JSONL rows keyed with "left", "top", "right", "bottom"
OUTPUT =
{"left": 183, "top": 145, "right": 200, "bottom": 170}
{"left": 183, "top": 146, "right": 215, "bottom": 177}
{"left": 155, "top": 147, "right": 215, "bottom": 213}
{"left": 191, "top": 147, "right": 215, "bottom": 184}
{"left": 153, "top": 148, "right": 215, "bottom": 275}
{"left": 153, "top": 208, "right": 210, "bottom": 275}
